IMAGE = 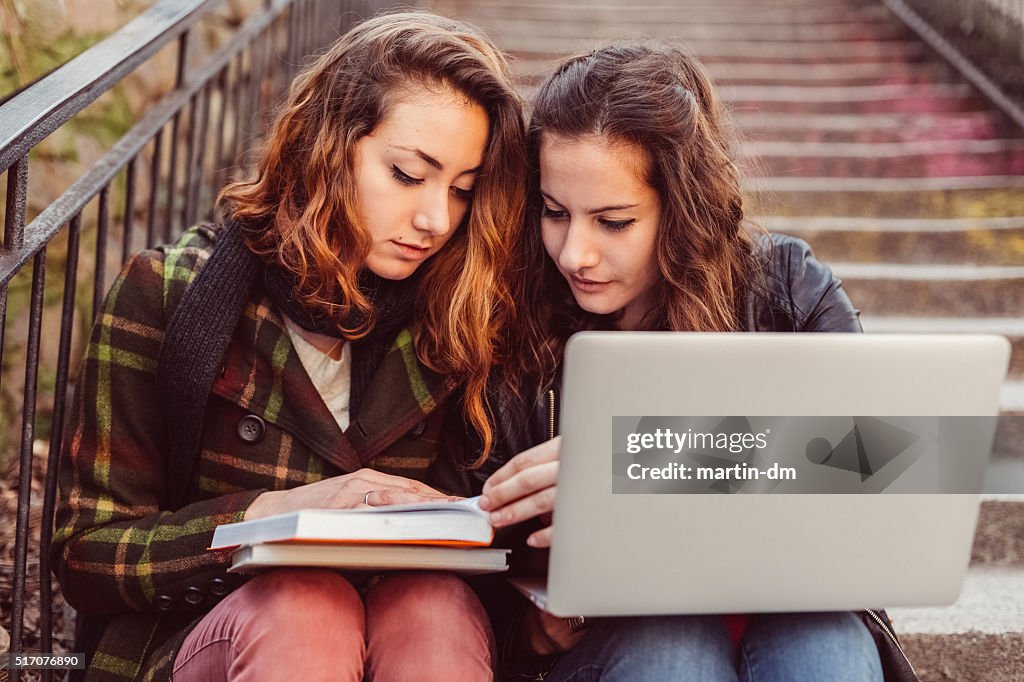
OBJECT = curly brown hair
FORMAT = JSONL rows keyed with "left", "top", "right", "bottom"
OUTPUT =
{"left": 220, "top": 11, "right": 528, "bottom": 463}
{"left": 516, "top": 40, "right": 765, "bottom": 388}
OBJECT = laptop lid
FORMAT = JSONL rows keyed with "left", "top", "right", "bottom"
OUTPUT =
{"left": 544, "top": 333, "right": 1009, "bottom": 617}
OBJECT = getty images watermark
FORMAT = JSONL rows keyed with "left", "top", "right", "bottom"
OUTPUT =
{"left": 612, "top": 416, "right": 1006, "bottom": 494}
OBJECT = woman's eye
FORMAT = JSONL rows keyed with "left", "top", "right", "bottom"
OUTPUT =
{"left": 391, "top": 165, "right": 423, "bottom": 186}
{"left": 542, "top": 206, "right": 568, "bottom": 221}
{"left": 600, "top": 218, "right": 635, "bottom": 232}
{"left": 451, "top": 186, "right": 474, "bottom": 201}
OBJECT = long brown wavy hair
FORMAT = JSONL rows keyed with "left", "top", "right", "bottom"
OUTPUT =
{"left": 220, "top": 11, "right": 528, "bottom": 463}
{"left": 515, "top": 40, "right": 766, "bottom": 388}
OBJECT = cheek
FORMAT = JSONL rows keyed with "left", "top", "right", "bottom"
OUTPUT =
{"left": 540, "top": 222, "right": 563, "bottom": 263}
{"left": 634, "top": 228, "right": 660, "bottom": 280}
{"left": 449, "top": 197, "right": 470, "bottom": 232}
{"left": 353, "top": 171, "right": 387, "bottom": 235}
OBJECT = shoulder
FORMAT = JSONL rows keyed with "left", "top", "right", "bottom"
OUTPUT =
{"left": 146, "top": 222, "right": 229, "bottom": 314}
{"left": 98, "top": 223, "right": 229, "bottom": 336}
{"left": 757, "top": 232, "right": 818, "bottom": 280}
{"left": 155, "top": 223, "right": 223, "bottom": 285}
{"left": 749, "top": 233, "right": 862, "bottom": 333}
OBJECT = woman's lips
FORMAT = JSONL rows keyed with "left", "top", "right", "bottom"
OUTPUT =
{"left": 569, "top": 274, "right": 611, "bottom": 294}
{"left": 391, "top": 240, "right": 431, "bottom": 260}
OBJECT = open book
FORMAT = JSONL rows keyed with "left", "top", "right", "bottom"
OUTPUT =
{"left": 212, "top": 497, "right": 506, "bottom": 573}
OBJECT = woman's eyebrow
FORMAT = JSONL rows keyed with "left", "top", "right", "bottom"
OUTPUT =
{"left": 587, "top": 203, "right": 638, "bottom": 214}
{"left": 394, "top": 145, "right": 481, "bottom": 176}
{"left": 540, "top": 191, "right": 565, "bottom": 207}
{"left": 542, "top": 191, "right": 638, "bottom": 214}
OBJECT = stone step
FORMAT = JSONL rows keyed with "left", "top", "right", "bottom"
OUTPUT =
{"left": 511, "top": 59, "right": 957, "bottom": 88}
{"left": 734, "top": 112, "right": 1012, "bottom": 143}
{"left": 743, "top": 139, "right": 1024, "bottom": 178}
{"left": 517, "top": 82, "right": 986, "bottom": 115}
{"left": 974, "top": 495, "right": 1024, "bottom": 565}
{"left": 888, "top": 566, "right": 1024, "bottom": 681}
{"left": 745, "top": 177, "right": 1024, "bottom": 218}
{"left": 723, "top": 84, "right": 985, "bottom": 115}
{"left": 760, "top": 216, "right": 1024, "bottom": 266}
{"left": 859, "top": 317, "right": 1024, "bottom": 377}
{"left": 990, "top": 420, "right": 1024, "bottom": 465}
{"left": 485, "top": 18, "right": 910, "bottom": 42}
{"left": 506, "top": 39, "right": 931, "bottom": 63}
{"left": 446, "top": 1, "right": 893, "bottom": 25}
{"left": 451, "top": 0, "right": 881, "bottom": 9}
{"left": 828, "top": 262, "right": 1024, "bottom": 317}
{"left": 1002, "top": 382, "right": 1024, "bottom": 413}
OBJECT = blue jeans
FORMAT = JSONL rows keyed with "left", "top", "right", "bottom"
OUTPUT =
{"left": 545, "top": 612, "right": 883, "bottom": 682}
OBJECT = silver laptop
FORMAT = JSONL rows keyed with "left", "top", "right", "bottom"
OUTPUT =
{"left": 511, "top": 333, "right": 1010, "bottom": 617}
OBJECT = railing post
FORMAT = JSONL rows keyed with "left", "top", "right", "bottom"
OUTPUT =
{"left": 4, "top": 157, "right": 28, "bottom": 250}
{"left": 10, "top": 249, "right": 47, "bottom": 682}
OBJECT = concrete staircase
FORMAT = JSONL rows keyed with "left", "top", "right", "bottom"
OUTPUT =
{"left": 433, "top": 0, "right": 1024, "bottom": 678}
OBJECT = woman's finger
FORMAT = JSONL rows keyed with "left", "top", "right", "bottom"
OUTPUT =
{"left": 480, "top": 460, "right": 558, "bottom": 512}
{"left": 482, "top": 437, "right": 560, "bottom": 492}
{"left": 355, "top": 468, "right": 450, "bottom": 497}
{"left": 526, "top": 525, "right": 553, "bottom": 548}
{"left": 488, "top": 483, "right": 557, "bottom": 528}
{"left": 362, "top": 486, "right": 453, "bottom": 508}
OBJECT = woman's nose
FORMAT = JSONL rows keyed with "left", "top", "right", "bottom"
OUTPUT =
{"left": 558, "top": 222, "right": 600, "bottom": 272}
{"left": 412, "top": 189, "right": 453, "bottom": 236}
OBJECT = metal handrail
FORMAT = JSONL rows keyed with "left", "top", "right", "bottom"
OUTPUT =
{"left": 0, "top": 2, "right": 375, "bottom": 678}
{"left": 0, "top": 0, "right": 220, "bottom": 172}
{"left": 0, "top": 1, "right": 289, "bottom": 288}
{"left": 882, "top": 0, "right": 1024, "bottom": 134}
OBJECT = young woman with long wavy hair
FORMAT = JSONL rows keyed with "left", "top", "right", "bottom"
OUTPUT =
{"left": 477, "top": 41, "right": 917, "bottom": 682}
{"left": 52, "top": 11, "right": 527, "bottom": 681}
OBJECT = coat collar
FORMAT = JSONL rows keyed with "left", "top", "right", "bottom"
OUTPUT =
{"left": 212, "top": 298, "right": 457, "bottom": 473}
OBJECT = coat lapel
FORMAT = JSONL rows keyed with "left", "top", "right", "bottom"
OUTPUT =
{"left": 212, "top": 298, "right": 361, "bottom": 472}
{"left": 214, "top": 301, "right": 455, "bottom": 472}
{"left": 346, "top": 328, "right": 458, "bottom": 464}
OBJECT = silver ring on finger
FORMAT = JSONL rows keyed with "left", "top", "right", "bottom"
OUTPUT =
{"left": 364, "top": 490, "right": 375, "bottom": 505}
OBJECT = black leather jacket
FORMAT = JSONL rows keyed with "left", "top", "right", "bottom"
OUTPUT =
{"left": 476, "top": 235, "right": 920, "bottom": 682}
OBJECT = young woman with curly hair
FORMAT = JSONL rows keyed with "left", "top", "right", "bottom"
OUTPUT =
{"left": 52, "top": 11, "right": 527, "bottom": 682}
{"left": 477, "top": 41, "right": 917, "bottom": 682}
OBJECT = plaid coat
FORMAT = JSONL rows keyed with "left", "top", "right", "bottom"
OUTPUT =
{"left": 51, "top": 224, "right": 477, "bottom": 681}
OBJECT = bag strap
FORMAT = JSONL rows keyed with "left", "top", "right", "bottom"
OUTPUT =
{"left": 156, "top": 222, "right": 261, "bottom": 510}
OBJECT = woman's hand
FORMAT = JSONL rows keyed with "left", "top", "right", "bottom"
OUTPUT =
{"left": 243, "top": 469, "right": 456, "bottom": 521}
{"left": 478, "top": 436, "right": 560, "bottom": 547}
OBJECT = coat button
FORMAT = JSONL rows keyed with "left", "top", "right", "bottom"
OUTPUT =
{"left": 208, "top": 577, "right": 230, "bottom": 597}
{"left": 237, "top": 415, "right": 266, "bottom": 443}
{"left": 155, "top": 595, "right": 174, "bottom": 611}
{"left": 184, "top": 587, "right": 205, "bottom": 606}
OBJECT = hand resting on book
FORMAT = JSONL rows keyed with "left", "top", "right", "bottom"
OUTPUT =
{"left": 479, "top": 436, "right": 560, "bottom": 548}
{"left": 243, "top": 467, "right": 458, "bottom": 521}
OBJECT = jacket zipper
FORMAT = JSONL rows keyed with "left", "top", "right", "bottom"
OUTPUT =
{"left": 864, "top": 608, "right": 918, "bottom": 676}
{"left": 548, "top": 389, "right": 556, "bottom": 440}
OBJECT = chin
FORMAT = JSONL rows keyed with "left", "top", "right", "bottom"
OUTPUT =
{"left": 575, "top": 297, "right": 619, "bottom": 317}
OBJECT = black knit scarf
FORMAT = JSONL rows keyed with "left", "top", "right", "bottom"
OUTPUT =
{"left": 262, "top": 251, "right": 422, "bottom": 414}
{"left": 158, "top": 219, "right": 421, "bottom": 508}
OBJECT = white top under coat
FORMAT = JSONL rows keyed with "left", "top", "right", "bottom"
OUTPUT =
{"left": 283, "top": 315, "right": 351, "bottom": 432}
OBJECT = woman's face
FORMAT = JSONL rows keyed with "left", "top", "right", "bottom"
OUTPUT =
{"left": 354, "top": 86, "right": 489, "bottom": 280}
{"left": 539, "top": 133, "right": 661, "bottom": 331}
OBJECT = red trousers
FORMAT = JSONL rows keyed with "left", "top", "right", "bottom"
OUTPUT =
{"left": 172, "top": 568, "right": 494, "bottom": 681}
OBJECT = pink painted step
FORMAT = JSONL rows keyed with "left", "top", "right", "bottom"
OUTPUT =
{"left": 743, "top": 144, "right": 1024, "bottom": 178}
{"left": 724, "top": 84, "right": 986, "bottom": 115}
{"left": 734, "top": 112, "right": 1008, "bottom": 143}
